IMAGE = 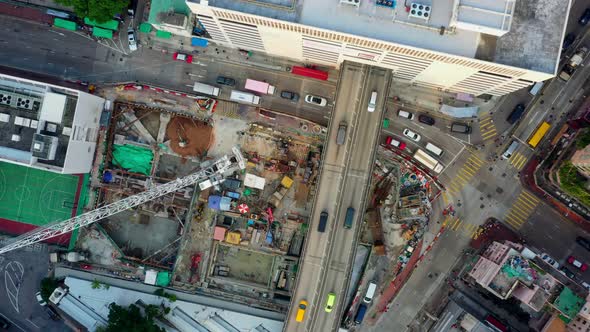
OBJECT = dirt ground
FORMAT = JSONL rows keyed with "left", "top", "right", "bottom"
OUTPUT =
{"left": 166, "top": 117, "right": 212, "bottom": 157}
{"left": 215, "top": 244, "right": 275, "bottom": 286}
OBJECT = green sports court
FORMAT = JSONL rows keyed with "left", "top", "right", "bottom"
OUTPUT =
{"left": 0, "top": 161, "right": 83, "bottom": 226}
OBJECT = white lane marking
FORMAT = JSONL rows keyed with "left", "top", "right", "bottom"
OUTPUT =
{"left": 26, "top": 318, "right": 39, "bottom": 328}
{"left": 4, "top": 260, "right": 24, "bottom": 313}
{"left": 0, "top": 313, "right": 27, "bottom": 332}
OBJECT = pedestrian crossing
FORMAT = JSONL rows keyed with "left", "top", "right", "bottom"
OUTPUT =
{"left": 447, "top": 154, "right": 484, "bottom": 194}
{"left": 442, "top": 216, "right": 485, "bottom": 240}
{"left": 504, "top": 191, "right": 539, "bottom": 229}
{"left": 508, "top": 151, "right": 528, "bottom": 170}
{"left": 214, "top": 100, "right": 241, "bottom": 119}
{"left": 479, "top": 115, "right": 497, "bottom": 141}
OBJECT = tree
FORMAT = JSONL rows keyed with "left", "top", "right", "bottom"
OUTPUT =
{"left": 104, "top": 303, "right": 165, "bottom": 332}
{"left": 54, "top": 0, "right": 129, "bottom": 23}
{"left": 40, "top": 277, "right": 60, "bottom": 302}
{"left": 577, "top": 129, "right": 590, "bottom": 149}
{"left": 91, "top": 279, "right": 101, "bottom": 289}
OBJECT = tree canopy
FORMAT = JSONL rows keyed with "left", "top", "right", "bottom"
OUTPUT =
{"left": 55, "top": 0, "right": 129, "bottom": 23}
{"left": 99, "top": 303, "right": 165, "bottom": 332}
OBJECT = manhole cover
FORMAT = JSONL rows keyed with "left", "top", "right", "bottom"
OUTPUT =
{"left": 496, "top": 187, "right": 503, "bottom": 194}
{"left": 480, "top": 204, "right": 485, "bottom": 209}
{"left": 502, "top": 173, "right": 506, "bottom": 177}
{"left": 489, "top": 167, "right": 493, "bottom": 171}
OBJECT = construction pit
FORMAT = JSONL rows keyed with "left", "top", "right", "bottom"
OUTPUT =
{"left": 73, "top": 94, "right": 325, "bottom": 311}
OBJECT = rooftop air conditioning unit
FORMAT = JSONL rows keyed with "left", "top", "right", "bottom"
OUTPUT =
{"left": 16, "top": 97, "right": 33, "bottom": 110}
{"left": 0, "top": 93, "right": 12, "bottom": 106}
{"left": 409, "top": 2, "right": 431, "bottom": 21}
{"left": 340, "top": 0, "right": 360, "bottom": 7}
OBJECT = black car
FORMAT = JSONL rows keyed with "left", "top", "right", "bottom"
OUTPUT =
{"left": 560, "top": 266, "right": 575, "bottom": 279}
{"left": 280, "top": 90, "right": 299, "bottom": 102}
{"left": 577, "top": 236, "right": 590, "bottom": 251}
{"left": 216, "top": 76, "right": 236, "bottom": 86}
{"left": 563, "top": 33, "right": 576, "bottom": 52}
{"left": 506, "top": 103, "right": 525, "bottom": 124}
{"left": 317, "top": 211, "right": 328, "bottom": 232}
{"left": 579, "top": 8, "right": 590, "bottom": 26}
{"left": 45, "top": 306, "right": 60, "bottom": 321}
{"left": 450, "top": 122, "right": 471, "bottom": 134}
{"left": 418, "top": 114, "right": 435, "bottom": 126}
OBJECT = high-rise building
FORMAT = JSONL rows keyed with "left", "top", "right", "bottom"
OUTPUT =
{"left": 185, "top": 0, "right": 569, "bottom": 96}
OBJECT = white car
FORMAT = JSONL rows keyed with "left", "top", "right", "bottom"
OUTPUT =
{"left": 540, "top": 253, "right": 559, "bottom": 269}
{"left": 304, "top": 94, "right": 327, "bottom": 107}
{"left": 403, "top": 128, "right": 421, "bottom": 142}
{"left": 36, "top": 291, "right": 47, "bottom": 306}
{"left": 127, "top": 29, "right": 137, "bottom": 51}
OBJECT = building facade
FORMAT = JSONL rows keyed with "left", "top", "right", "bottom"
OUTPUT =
{"left": 184, "top": 0, "right": 569, "bottom": 97}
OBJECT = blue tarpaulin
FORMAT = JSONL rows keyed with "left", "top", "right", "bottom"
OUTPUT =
{"left": 208, "top": 195, "right": 221, "bottom": 210}
{"left": 191, "top": 37, "right": 208, "bottom": 47}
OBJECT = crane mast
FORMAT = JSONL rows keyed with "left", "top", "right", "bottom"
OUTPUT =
{"left": 0, "top": 147, "right": 245, "bottom": 255}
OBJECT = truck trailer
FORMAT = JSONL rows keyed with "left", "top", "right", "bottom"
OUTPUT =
{"left": 230, "top": 90, "right": 261, "bottom": 105}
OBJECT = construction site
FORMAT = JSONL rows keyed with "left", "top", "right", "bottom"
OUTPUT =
{"left": 69, "top": 84, "right": 325, "bottom": 310}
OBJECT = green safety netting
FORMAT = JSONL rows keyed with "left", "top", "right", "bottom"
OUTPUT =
{"left": 84, "top": 17, "right": 119, "bottom": 30}
{"left": 155, "top": 30, "right": 172, "bottom": 39}
{"left": 54, "top": 18, "right": 76, "bottom": 31}
{"left": 92, "top": 27, "right": 113, "bottom": 39}
{"left": 139, "top": 22, "right": 152, "bottom": 33}
{"left": 156, "top": 272, "right": 170, "bottom": 286}
{"left": 112, "top": 144, "right": 153, "bottom": 175}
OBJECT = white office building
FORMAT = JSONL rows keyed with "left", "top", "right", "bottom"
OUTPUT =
{"left": 0, "top": 74, "right": 104, "bottom": 174}
{"left": 184, "top": 0, "right": 569, "bottom": 96}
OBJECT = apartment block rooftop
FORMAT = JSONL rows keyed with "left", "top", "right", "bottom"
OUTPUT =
{"left": 191, "top": 0, "right": 568, "bottom": 74}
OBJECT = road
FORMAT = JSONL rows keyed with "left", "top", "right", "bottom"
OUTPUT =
{"left": 0, "top": 16, "right": 336, "bottom": 125}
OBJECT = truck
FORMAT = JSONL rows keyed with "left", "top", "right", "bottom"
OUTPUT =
{"left": 245, "top": 79, "right": 275, "bottom": 95}
{"left": 50, "top": 251, "right": 88, "bottom": 263}
{"left": 413, "top": 149, "right": 444, "bottom": 173}
{"left": 354, "top": 304, "right": 367, "bottom": 324}
{"left": 193, "top": 82, "right": 220, "bottom": 97}
{"left": 559, "top": 47, "right": 587, "bottom": 81}
{"left": 230, "top": 90, "right": 260, "bottom": 105}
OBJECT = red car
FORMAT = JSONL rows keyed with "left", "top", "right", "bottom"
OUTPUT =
{"left": 173, "top": 52, "right": 193, "bottom": 63}
{"left": 385, "top": 136, "right": 406, "bottom": 150}
{"left": 567, "top": 255, "right": 588, "bottom": 271}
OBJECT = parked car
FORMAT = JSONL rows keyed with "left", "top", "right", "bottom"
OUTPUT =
{"left": 418, "top": 114, "right": 435, "bottom": 125}
{"left": 280, "top": 90, "right": 299, "bottom": 101}
{"left": 577, "top": 236, "right": 590, "bottom": 251}
{"left": 560, "top": 266, "right": 575, "bottom": 279}
{"left": 563, "top": 33, "right": 576, "bottom": 52}
{"left": 402, "top": 128, "right": 421, "bottom": 142}
{"left": 540, "top": 253, "right": 559, "bottom": 269}
{"left": 507, "top": 103, "right": 526, "bottom": 124}
{"left": 36, "top": 291, "right": 47, "bottom": 306}
{"left": 127, "top": 29, "right": 137, "bottom": 51}
{"left": 173, "top": 52, "right": 193, "bottom": 63}
{"left": 295, "top": 300, "right": 308, "bottom": 322}
{"left": 304, "top": 94, "right": 327, "bottom": 106}
{"left": 579, "top": 8, "right": 590, "bottom": 26}
{"left": 216, "top": 76, "right": 236, "bottom": 86}
{"left": 568, "top": 255, "right": 588, "bottom": 271}
{"left": 45, "top": 306, "right": 60, "bottom": 320}
{"left": 450, "top": 122, "right": 471, "bottom": 134}
{"left": 582, "top": 281, "right": 590, "bottom": 291}
{"left": 325, "top": 293, "right": 336, "bottom": 313}
{"left": 385, "top": 136, "right": 406, "bottom": 150}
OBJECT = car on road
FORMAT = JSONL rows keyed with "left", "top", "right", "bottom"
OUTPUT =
{"left": 577, "top": 236, "right": 590, "bottom": 251}
{"left": 280, "top": 90, "right": 299, "bottom": 102}
{"left": 216, "top": 76, "right": 235, "bottom": 86}
{"left": 450, "top": 122, "right": 471, "bottom": 134}
{"left": 540, "top": 253, "right": 559, "bottom": 269}
{"left": 579, "top": 8, "right": 590, "bottom": 25}
{"left": 398, "top": 110, "right": 414, "bottom": 120}
{"left": 563, "top": 33, "right": 576, "bottom": 52}
{"left": 0, "top": 316, "right": 10, "bottom": 329}
{"left": 304, "top": 94, "right": 327, "bottom": 107}
{"left": 583, "top": 281, "right": 590, "bottom": 291}
{"left": 325, "top": 292, "right": 336, "bottom": 312}
{"left": 507, "top": 103, "right": 526, "bottom": 124}
{"left": 318, "top": 211, "right": 329, "bottom": 232}
{"left": 127, "top": 29, "right": 137, "bottom": 51}
{"left": 295, "top": 300, "right": 308, "bottom": 322}
{"left": 385, "top": 136, "right": 406, "bottom": 150}
{"left": 367, "top": 91, "right": 377, "bottom": 112}
{"left": 36, "top": 291, "right": 47, "bottom": 306}
{"left": 568, "top": 255, "right": 588, "bottom": 271}
{"left": 403, "top": 128, "right": 421, "bottom": 142}
{"left": 418, "top": 114, "right": 435, "bottom": 125}
{"left": 173, "top": 52, "right": 193, "bottom": 63}
{"left": 560, "top": 266, "right": 576, "bottom": 279}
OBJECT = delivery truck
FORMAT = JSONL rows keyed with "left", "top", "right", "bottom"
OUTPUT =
{"left": 230, "top": 90, "right": 260, "bottom": 105}
{"left": 245, "top": 79, "right": 275, "bottom": 95}
{"left": 193, "top": 82, "right": 220, "bottom": 96}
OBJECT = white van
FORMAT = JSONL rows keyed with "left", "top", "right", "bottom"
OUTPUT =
{"left": 529, "top": 81, "right": 544, "bottom": 96}
{"left": 425, "top": 143, "right": 443, "bottom": 156}
{"left": 363, "top": 282, "right": 377, "bottom": 303}
{"left": 336, "top": 122, "right": 347, "bottom": 145}
{"left": 398, "top": 110, "right": 414, "bottom": 120}
{"left": 502, "top": 141, "right": 519, "bottom": 159}
{"left": 368, "top": 91, "right": 377, "bottom": 112}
